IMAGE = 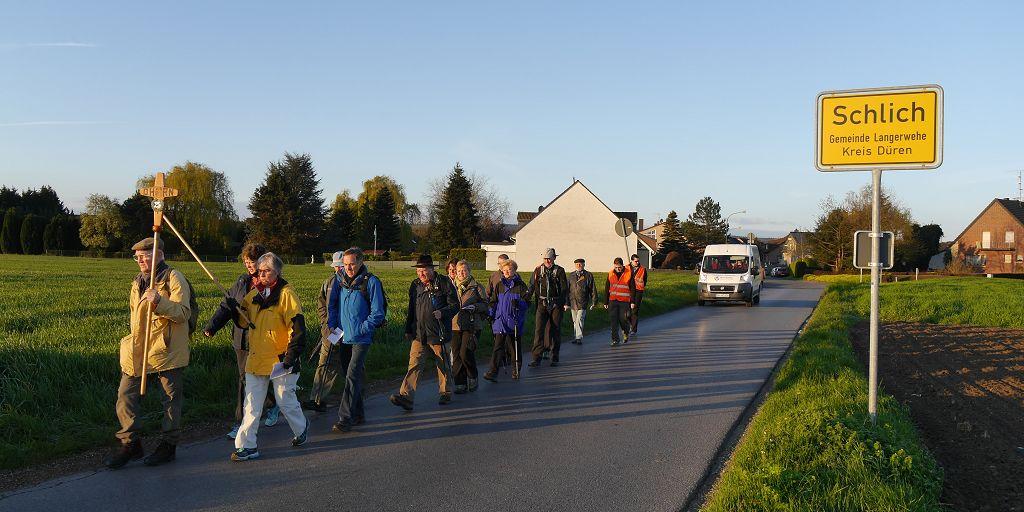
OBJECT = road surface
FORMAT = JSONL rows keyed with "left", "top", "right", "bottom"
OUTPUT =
{"left": 1, "top": 279, "right": 824, "bottom": 512}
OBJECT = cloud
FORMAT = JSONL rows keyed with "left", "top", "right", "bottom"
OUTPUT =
{"left": 0, "top": 121, "right": 109, "bottom": 127}
{"left": 0, "top": 42, "right": 99, "bottom": 49}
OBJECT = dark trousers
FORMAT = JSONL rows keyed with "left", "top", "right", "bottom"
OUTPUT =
{"left": 309, "top": 340, "right": 354, "bottom": 405}
{"left": 609, "top": 301, "right": 631, "bottom": 342}
{"left": 115, "top": 368, "right": 184, "bottom": 445}
{"left": 451, "top": 330, "right": 478, "bottom": 386}
{"left": 490, "top": 332, "right": 522, "bottom": 373}
{"left": 338, "top": 343, "right": 369, "bottom": 422}
{"left": 629, "top": 291, "right": 645, "bottom": 333}
{"left": 531, "top": 304, "right": 563, "bottom": 362}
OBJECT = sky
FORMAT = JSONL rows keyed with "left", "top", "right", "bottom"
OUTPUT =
{"left": 2, "top": 1, "right": 1023, "bottom": 240}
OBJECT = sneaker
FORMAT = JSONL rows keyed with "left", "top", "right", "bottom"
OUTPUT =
{"left": 226, "top": 424, "right": 240, "bottom": 439}
{"left": 143, "top": 441, "right": 176, "bottom": 466}
{"left": 611, "top": 341, "right": 620, "bottom": 347}
{"left": 438, "top": 393, "right": 452, "bottom": 405}
{"left": 389, "top": 394, "right": 413, "bottom": 411}
{"left": 231, "top": 447, "right": 260, "bottom": 462}
{"left": 483, "top": 371, "right": 498, "bottom": 383}
{"left": 264, "top": 406, "right": 280, "bottom": 427}
{"left": 623, "top": 334, "right": 630, "bottom": 344}
{"left": 301, "top": 400, "right": 327, "bottom": 413}
{"left": 468, "top": 378, "right": 478, "bottom": 392}
{"left": 105, "top": 440, "right": 144, "bottom": 469}
{"left": 511, "top": 368, "right": 520, "bottom": 380}
{"left": 291, "top": 421, "right": 309, "bottom": 446}
{"left": 332, "top": 420, "right": 353, "bottom": 433}
{"left": 454, "top": 384, "right": 468, "bottom": 394}
{"left": 528, "top": 360, "right": 540, "bottom": 367}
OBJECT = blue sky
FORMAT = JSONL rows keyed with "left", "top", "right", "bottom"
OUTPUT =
{"left": 2, "top": 1, "right": 1022, "bottom": 239}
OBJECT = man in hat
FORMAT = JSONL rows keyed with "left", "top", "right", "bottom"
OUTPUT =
{"left": 106, "top": 237, "right": 194, "bottom": 469}
{"left": 568, "top": 258, "right": 596, "bottom": 344}
{"left": 389, "top": 254, "right": 459, "bottom": 410}
{"left": 527, "top": 248, "right": 569, "bottom": 367}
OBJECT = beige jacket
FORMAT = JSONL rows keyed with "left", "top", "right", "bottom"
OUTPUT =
{"left": 119, "top": 266, "right": 192, "bottom": 376}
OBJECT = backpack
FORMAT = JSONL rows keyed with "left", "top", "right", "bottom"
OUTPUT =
{"left": 162, "top": 269, "right": 200, "bottom": 336}
{"left": 353, "top": 272, "right": 388, "bottom": 328}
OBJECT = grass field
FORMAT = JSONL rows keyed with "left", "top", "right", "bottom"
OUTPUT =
{"left": 0, "top": 254, "right": 696, "bottom": 470}
{"left": 703, "top": 276, "right": 1024, "bottom": 511}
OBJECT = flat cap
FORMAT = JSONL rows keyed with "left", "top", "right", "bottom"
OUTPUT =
{"left": 131, "top": 237, "right": 165, "bottom": 252}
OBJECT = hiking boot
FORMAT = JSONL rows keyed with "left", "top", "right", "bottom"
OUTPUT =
{"left": 226, "top": 424, "right": 240, "bottom": 439}
{"left": 483, "top": 371, "right": 498, "bottom": 383}
{"left": 438, "top": 393, "right": 452, "bottom": 405}
{"left": 301, "top": 400, "right": 327, "bottom": 413}
{"left": 143, "top": 441, "right": 176, "bottom": 467}
{"left": 105, "top": 440, "right": 144, "bottom": 469}
{"left": 511, "top": 367, "right": 520, "bottom": 380}
{"left": 454, "top": 384, "right": 468, "bottom": 394}
{"left": 332, "top": 420, "right": 353, "bottom": 433}
{"left": 389, "top": 394, "right": 413, "bottom": 411}
{"left": 291, "top": 420, "right": 309, "bottom": 446}
{"left": 231, "top": 447, "right": 260, "bottom": 462}
{"left": 611, "top": 340, "right": 620, "bottom": 347}
{"left": 263, "top": 405, "right": 280, "bottom": 426}
{"left": 622, "top": 334, "right": 629, "bottom": 344}
{"left": 528, "top": 359, "right": 540, "bottom": 367}
{"left": 468, "top": 378, "right": 478, "bottom": 392}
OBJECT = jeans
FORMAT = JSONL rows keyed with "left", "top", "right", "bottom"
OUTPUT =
{"left": 570, "top": 309, "right": 587, "bottom": 339}
{"left": 236, "top": 372, "right": 306, "bottom": 450}
{"left": 115, "top": 368, "right": 184, "bottom": 445}
{"left": 338, "top": 343, "right": 369, "bottom": 422}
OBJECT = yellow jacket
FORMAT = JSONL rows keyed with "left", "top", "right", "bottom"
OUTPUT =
{"left": 239, "top": 281, "right": 304, "bottom": 376}
{"left": 119, "top": 265, "right": 192, "bottom": 376}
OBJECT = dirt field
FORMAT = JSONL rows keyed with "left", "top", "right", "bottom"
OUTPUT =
{"left": 851, "top": 322, "right": 1024, "bottom": 512}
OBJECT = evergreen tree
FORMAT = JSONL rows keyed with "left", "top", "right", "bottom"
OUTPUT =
{"left": 0, "top": 186, "right": 19, "bottom": 213}
{"left": 371, "top": 186, "right": 401, "bottom": 252}
{"left": 323, "top": 190, "right": 359, "bottom": 251}
{"left": 1, "top": 208, "right": 21, "bottom": 254}
{"left": 247, "top": 153, "right": 326, "bottom": 255}
{"left": 657, "top": 210, "right": 695, "bottom": 267}
{"left": 44, "top": 215, "right": 83, "bottom": 252}
{"left": 19, "top": 186, "right": 68, "bottom": 219}
{"left": 431, "top": 163, "right": 481, "bottom": 252}
{"left": 681, "top": 197, "right": 728, "bottom": 250}
{"left": 19, "top": 214, "right": 46, "bottom": 254}
{"left": 120, "top": 193, "right": 153, "bottom": 250}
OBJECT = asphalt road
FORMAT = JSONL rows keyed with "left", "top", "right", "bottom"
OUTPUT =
{"left": 1, "top": 279, "right": 824, "bottom": 512}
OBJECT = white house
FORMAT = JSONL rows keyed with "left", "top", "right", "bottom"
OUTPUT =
{"left": 481, "top": 180, "right": 654, "bottom": 271}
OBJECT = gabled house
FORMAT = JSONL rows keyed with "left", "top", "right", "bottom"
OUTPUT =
{"left": 481, "top": 180, "right": 652, "bottom": 271}
{"left": 951, "top": 198, "right": 1024, "bottom": 273}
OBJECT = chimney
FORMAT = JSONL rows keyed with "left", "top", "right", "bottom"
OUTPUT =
{"left": 638, "top": 218, "right": 644, "bottom": 230}
{"left": 538, "top": 206, "right": 545, "bottom": 212}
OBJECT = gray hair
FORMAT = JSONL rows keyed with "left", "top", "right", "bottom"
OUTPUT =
{"left": 257, "top": 252, "right": 284, "bottom": 274}
{"left": 343, "top": 247, "right": 365, "bottom": 263}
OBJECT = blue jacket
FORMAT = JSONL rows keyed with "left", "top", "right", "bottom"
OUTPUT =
{"left": 327, "top": 267, "right": 386, "bottom": 345}
{"left": 489, "top": 274, "right": 529, "bottom": 335}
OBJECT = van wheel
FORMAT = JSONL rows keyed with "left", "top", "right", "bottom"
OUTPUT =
{"left": 753, "top": 294, "right": 760, "bottom": 305}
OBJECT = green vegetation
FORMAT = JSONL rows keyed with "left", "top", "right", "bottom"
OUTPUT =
{"left": 0, "top": 255, "right": 696, "bottom": 469}
{"left": 705, "top": 277, "right": 1024, "bottom": 510}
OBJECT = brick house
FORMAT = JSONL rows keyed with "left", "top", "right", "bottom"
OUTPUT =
{"left": 951, "top": 198, "right": 1024, "bottom": 273}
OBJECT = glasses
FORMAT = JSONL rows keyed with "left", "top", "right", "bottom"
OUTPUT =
{"left": 257, "top": 268, "right": 276, "bottom": 275}
{"left": 132, "top": 254, "right": 153, "bottom": 262}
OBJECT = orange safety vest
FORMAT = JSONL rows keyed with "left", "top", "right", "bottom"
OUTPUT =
{"left": 608, "top": 267, "right": 632, "bottom": 303}
{"left": 632, "top": 265, "right": 646, "bottom": 291}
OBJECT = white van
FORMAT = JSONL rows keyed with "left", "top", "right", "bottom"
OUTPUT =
{"left": 697, "top": 244, "right": 764, "bottom": 306}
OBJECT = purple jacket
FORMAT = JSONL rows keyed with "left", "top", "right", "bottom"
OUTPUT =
{"left": 489, "top": 274, "right": 529, "bottom": 335}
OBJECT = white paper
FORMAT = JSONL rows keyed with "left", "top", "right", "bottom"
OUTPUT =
{"left": 328, "top": 328, "right": 343, "bottom": 345}
{"left": 270, "top": 362, "right": 290, "bottom": 380}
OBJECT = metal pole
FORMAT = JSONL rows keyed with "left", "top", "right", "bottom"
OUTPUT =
{"left": 868, "top": 168, "right": 882, "bottom": 424}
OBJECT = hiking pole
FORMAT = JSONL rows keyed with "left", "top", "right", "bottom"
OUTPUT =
{"left": 136, "top": 173, "right": 178, "bottom": 396}
{"left": 162, "top": 215, "right": 250, "bottom": 326}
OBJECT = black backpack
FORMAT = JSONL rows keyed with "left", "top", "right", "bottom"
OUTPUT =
{"left": 352, "top": 273, "right": 388, "bottom": 328}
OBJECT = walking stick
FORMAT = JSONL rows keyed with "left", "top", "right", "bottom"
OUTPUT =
{"left": 137, "top": 173, "right": 178, "bottom": 396}
{"left": 162, "top": 214, "right": 250, "bottom": 326}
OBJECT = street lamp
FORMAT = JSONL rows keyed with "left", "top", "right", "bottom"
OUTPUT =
{"left": 724, "top": 210, "right": 746, "bottom": 241}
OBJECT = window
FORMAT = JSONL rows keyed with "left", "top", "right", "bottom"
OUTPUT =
{"left": 1005, "top": 254, "right": 1012, "bottom": 264}
{"left": 982, "top": 231, "right": 991, "bottom": 249}
{"left": 1007, "top": 231, "right": 1015, "bottom": 245}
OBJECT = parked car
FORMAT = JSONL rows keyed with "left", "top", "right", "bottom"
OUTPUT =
{"left": 770, "top": 266, "right": 790, "bottom": 277}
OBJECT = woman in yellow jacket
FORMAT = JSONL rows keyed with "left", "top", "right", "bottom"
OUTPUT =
{"left": 227, "top": 252, "right": 309, "bottom": 461}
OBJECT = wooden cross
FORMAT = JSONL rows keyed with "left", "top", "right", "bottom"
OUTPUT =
{"left": 138, "top": 172, "right": 179, "bottom": 230}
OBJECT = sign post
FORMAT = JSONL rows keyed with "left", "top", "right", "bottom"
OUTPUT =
{"left": 815, "top": 84, "right": 943, "bottom": 423}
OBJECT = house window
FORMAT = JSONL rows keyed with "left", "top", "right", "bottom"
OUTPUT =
{"left": 1007, "top": 231, "right": 1015, "bottom": 245}
{"left": 1005, "top": 254, "right": 1012, "bottom": 264}
{"left": 982, "top": 231, "right": 991, "bottom": 249}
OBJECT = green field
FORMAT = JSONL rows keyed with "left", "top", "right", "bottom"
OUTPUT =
{"left": 702, "top": 277, "right": 1024, "bottom": 511}
{"left": 0, "top": 255, "right": 696, "bottom": 470}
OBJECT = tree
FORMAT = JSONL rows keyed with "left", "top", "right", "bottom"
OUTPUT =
{"left": 370, "top": 186, "right": 401, "bottom": 252}
{"left": 247, "top": 153, "right": 326, "bottom": 255}
{"left": 119, "top": 193, "right": 154, "bottom": 251}
{"left": 1, "top": 208, "right": 21, "bottom": 254}
{"left": 19, "top": 186, "right": 68, "bottom": 219}
{"left": 427, "top": 168, "right": 510, "bottom": 243}
{"left": 43, "top": 215, "right": 83, "bottom": 252}
{"left": 323, "top": 190, "right": 359, "bottom": 251}
{"left": 139, "top": 162, "right": 239, "bottom": 254}
{"left": 19, "top": 214, "right": 46, "bottom": 254}
{"left": 79, "top": 194, "right": 127, "bottom": 251}
{"left": 811, "top": 203, "right": 852, "bottom": 271}
{"left": 657, "top": 210, "right": 695, "bottom": 268}
{"left": 0, "top": 186, "right": 19, "bottom": 213}
{"left": 681, "top": 197, "right": 728, "bottom": 250}
{"left": 810, "top": 186, "right": 916, "bottom": 272}
{"left": 430, "top": 163, "right": 482, "bottom": 252}
{"left": 898, "top": 223, "right": 944, "bottom": 271}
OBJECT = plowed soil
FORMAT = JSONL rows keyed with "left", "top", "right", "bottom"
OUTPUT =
{"left": 851, "top": 322, "right": 1024, "bottom": 512}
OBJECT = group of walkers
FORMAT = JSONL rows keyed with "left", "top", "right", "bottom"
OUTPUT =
{"left": 105, "top": 240, "right": 648, "bottom": 468}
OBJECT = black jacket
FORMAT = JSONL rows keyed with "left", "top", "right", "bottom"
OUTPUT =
{"left": 405, "top": 274, "right": 459, "bottom": 345}
{"left": 527, "top": 264, "right": 569, "bottom": 308}
{"left": 204, "top": 273, "right": 253, "bottom": 350}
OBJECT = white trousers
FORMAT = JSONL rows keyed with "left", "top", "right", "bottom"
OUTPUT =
{"left": 571, "top": 309, "right": 587, "bottom": 339}
{"left": 236, "top": 372, "right": 306, "bottom": 450}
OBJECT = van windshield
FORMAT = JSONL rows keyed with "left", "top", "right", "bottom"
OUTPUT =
{"left": 702, "top": 255, "right": 749, "bottom": 274}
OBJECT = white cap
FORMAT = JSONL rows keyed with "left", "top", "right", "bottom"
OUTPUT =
{"left": 331, "top": 251, "right": 344, "bottom": 267}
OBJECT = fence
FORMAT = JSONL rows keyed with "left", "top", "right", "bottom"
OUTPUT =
{"left": 43, "top": 250, "right": 318, "bottom": 265}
